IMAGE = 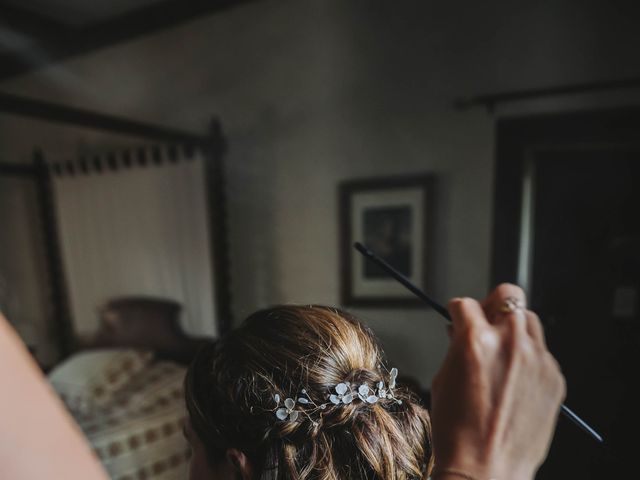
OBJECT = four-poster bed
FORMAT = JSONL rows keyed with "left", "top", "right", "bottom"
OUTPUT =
{"left": 0, "top": 91, "right": 232, "bottom": 360}
{"left": 0, "top": 92, "right": 232, "bottom": 479}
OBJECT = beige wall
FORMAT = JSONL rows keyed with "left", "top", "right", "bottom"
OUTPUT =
{"left": 1, "top": 0, "right": 639, "bottom": 382}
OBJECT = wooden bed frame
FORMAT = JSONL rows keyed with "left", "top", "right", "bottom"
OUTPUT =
{"left": 84, "top": 295, "right": 213, "bottom": 365}
{"left": 0, "top": 92, "right": 232, "bottom": 361}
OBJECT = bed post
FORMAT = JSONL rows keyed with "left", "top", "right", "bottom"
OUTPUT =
{"left": 33, "top": 149, "right": 74, "bottom": 359}
{"left": 205, "top": 117, "right": 233, "bottom": 336}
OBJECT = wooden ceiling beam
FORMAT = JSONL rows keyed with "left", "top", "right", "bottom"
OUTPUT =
{"left": 0, "top": 0, "right": 256, "bottom": 80}
{"left": 0, "top": 3, "right": 75, "bottom": 37}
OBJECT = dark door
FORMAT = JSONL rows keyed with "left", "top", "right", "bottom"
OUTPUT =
{"left": 529, "top": 149, "right": 640, "bottom": 478}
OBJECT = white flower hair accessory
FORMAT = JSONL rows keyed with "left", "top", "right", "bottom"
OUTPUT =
{"left": 271, "top": 367, "right": 402, "bottom": 424}
{"left": 275, "top": 395, "right": 299, "bottom": 422}
{"left": 330, "top": 382, "right": 354, "bottom": 404}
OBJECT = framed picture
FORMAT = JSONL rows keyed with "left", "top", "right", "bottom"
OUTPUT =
{"left": 339, "top": 174, "right": 434, "bottom": 307}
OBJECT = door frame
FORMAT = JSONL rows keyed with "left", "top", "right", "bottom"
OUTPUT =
{"left": 491, "top": 107, "right": 640, "bottom": 291}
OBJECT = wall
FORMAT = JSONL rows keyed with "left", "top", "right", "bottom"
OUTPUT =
{"left": 1, "top": 0, "right": 639, "bottom": 382}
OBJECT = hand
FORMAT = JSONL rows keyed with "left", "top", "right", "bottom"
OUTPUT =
{"left": 430, "top": 284, "right": 566, "bottom": 480}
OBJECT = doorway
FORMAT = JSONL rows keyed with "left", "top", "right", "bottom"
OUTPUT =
{"left": 492, "top": 109, "right": 640, "bottom": 478}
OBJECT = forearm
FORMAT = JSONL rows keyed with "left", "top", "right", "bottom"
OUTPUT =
{"left": 0, "top": 314, "right": 109, "bottom": 480}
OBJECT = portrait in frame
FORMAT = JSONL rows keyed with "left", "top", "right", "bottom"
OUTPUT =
{"left": 339, "top": 174, "right": 435, "bottom": 307}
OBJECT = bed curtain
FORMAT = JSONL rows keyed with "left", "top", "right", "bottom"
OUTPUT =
{"left": 51, "top": 144, "right": 217, "bottom": 337}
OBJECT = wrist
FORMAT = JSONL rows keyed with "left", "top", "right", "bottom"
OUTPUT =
{"left": 431, "top": 463, "right": 500, "bottom": 480}
{"left": 431, "top": 468, "right": 498, "bottom": 480}
{"left": 432, "top": 453, "right": 534, "bottom": 480}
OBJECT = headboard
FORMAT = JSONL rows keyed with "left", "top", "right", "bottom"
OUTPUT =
{"left": 79, "top": 296, "right": 212, "bottom": 366}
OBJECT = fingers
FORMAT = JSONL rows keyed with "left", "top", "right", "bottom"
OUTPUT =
{"left": 482, "top": 283, "right": 527, "bottom": 319}
{"left": 447, "top": 297, "right": 488, "bottom": 334}
{"left": 449, "top": 285, "right": 549, "bottom": 351}
{"left": 480, "top": 283, "right": 529, "bottom": 342}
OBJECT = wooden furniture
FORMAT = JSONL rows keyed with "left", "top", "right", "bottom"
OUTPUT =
{"left": 0, "top": 92, "right": 232, "bottom": 364}
{"left": 86, "top": 296, "right": 211, "bottom": 365}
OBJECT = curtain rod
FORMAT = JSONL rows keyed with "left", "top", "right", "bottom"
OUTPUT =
{"left": 0, "top": 91, "right": 209, "bottom": 146}
{"left": 454, "top": 77, "right": 640, "bottom": 112}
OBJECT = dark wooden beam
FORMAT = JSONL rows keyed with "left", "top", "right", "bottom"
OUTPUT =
{"left": 204, "top": 118, "right": 233, "bottom": 335}
{"left": 0, "top": 0, "right": 257, "bottom": 80}
{"left": 0, "top": 91, "right": 208, "bottom": 145}
{"left": 455, "top": 77, "right": 640, "bottom": 112}
{"left": 0, "top": 161, "right": 37, "bottom": 177}
{"left": 0, "top": 3, "right": 77, "bottom": 75}
{"left": 0, "top": 3, "right": 73, "bottom": 37}
{"left": 33, "top": 149, "right": 75, "bottom": 358}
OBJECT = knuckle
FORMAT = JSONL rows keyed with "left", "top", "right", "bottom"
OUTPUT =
{"left": 495, "top": 282, "right": 524, "bottom": 297}
{"left": 448, "top": 296, "right": 472, "bottom": 311}
{"left": 447, "top": 297, "right": 464, "bottom": 312}
{"left": 449, "top": 297, "right": 482, "bottom": 330}
{"left": 493, "top": 283, "right": 527, "bottom": 308}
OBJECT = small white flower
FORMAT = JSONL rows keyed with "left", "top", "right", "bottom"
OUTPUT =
{"left": 357, "top": 384, "right": 370, "bottom": 401}
{"left": 378, "top": 381, "right": 388, "bottom": 399}
{"left": 389, "top": 368, "right": 398, "bottom": 389}
{"left": 330, "top": 382, "right": 353, "bottom": 404}
{"left": 356, "top": 384, "right": 379, "bottom": 403}
{"left": 275, "top": 397, "right": 299, "bottom": 422}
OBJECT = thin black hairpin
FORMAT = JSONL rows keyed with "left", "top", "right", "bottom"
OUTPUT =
{"left": 353, "top": 241, "right": 604, "bottom": 444}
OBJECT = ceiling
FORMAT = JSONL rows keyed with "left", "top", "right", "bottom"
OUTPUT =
{"left": 0, "top": 0, "right": 254, "bottom": 80}
{"left": 2, "top": 0, "right": 166, "bottom": 27}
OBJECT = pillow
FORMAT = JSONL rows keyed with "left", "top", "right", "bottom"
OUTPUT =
{"left": 48, "top": 349, "right": 152, "bottom": 414}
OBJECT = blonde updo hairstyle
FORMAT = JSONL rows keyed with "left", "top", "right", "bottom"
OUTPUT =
{"left": 185, "top": 305, "right": 433, "bottom": 479}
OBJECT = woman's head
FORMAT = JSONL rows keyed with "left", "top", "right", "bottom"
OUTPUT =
{"left": 185, "top": 305, "right": 433, "bottom": 479}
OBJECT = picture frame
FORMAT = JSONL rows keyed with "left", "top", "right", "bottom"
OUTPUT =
{"left": 339, "top": 174, "right": 435, "bottom": 308}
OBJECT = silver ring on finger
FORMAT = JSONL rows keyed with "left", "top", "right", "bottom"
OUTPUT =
{"left": 498, "top": 296, "right": 525, "bottom": 314}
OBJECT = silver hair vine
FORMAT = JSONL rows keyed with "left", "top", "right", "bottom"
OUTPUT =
{"left": 272, "top": 367, "right": 402, "bottom": 426}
